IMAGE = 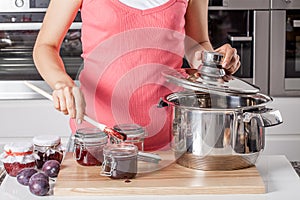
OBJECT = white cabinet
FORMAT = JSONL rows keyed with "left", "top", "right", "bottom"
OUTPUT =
{"left": 262, "top": 97, "right": 300, "bottom": 161}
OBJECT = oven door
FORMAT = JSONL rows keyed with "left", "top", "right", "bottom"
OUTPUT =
{"left": 270, "top": 3, "right": 300, "bottom": 96}
{"left": 0, "top": 13, "right": 82, "bottom": 99}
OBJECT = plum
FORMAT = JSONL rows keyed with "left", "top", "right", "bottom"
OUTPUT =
{"left": 28, "top": 177, "right": 50, "bottom": 196}
{"left": 16, "top": 168, "right": 38, "bottom": 186}
{"left": 29, "top": 172, "right": 49, "bottom": 185}
{"left": 42, "top": 160, "right": 61, "bottom": 178}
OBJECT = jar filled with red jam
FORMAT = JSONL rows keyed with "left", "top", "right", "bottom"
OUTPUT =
{"left": 0, "top": 142, "right": 36, "bottom": 177}
{"left": 74, "top": 128, "right": 108, "bottom": 166}
{"left": 33, "top": 135, "right": 64, "bottom": 169}
{"left": 101, "top": 143, "right": 138, "bottom": 179}
{"left": 113, "top": 124, "right": 146, "bottom": 151}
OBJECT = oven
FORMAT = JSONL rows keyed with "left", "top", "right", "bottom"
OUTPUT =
{"left": 207, "top": 0, "right": 270, "bottom": 94}
{"left": 0, "top": 0, "right": 82, "bottom": 99}
{"left": 270, "top": 0, "right": 300, "bottom": 96}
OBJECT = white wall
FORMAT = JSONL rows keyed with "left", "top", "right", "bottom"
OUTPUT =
{"left": 0, "top": 99, "right": 71, "bottom": 149}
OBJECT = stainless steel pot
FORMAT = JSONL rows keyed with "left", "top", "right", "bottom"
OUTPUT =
{"left": 159, "top": 90, "right": 282, "bottom": 170}
{"left": 161, "top": 51, "right": 283, "bottom": 170}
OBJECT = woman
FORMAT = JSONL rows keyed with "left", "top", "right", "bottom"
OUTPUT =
{"left": 33, "top": 0, "right": 240, "bottom": 151}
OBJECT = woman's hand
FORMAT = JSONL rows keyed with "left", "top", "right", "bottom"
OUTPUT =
{"left": 215, "top": 44, "right": 240, "bottom": 74}
{"left": 52, "top": 82, "right": 86, "bottom": 124}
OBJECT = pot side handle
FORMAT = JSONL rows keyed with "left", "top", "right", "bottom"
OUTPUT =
{"left": 243, "top": 108, "right": 283, "bottom": 127}
{"left": 157, "top": 98, "right": 169, "bottom": 108}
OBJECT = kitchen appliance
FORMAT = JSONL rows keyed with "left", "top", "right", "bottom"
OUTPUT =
{"left": 160, "top": 51, "right": 283, "bottom": 170}
{"left": 205, "top": 0, "right": 270, "bottom": 94}
{"left": 270, "top": 0, "right": 300, "bottom": 96}
{"left": 0, "top": 0, "right": 82, "bottom": 99}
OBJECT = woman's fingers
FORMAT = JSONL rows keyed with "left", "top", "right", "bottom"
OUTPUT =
{"left": 52, "top": 89, "right": 68, "bottom": 114}
{"left": 72, "top": 86, "right": 86, "bottom": 124}
{"left": 64, "top": 87, "right": 75, "bottom": 118}
{"left": 52, "top": 84, "right": 75, "bottom": 116}
{"left": 215, "top": 44, "right": 240, "bottom": 74}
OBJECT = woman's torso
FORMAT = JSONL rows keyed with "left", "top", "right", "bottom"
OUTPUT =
{"left": 73, "top": 0, "right": 188, "bottom": 151}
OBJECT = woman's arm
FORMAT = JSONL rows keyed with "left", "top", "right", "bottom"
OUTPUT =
{"left": 33, "top": 0, "right": 82, "bottom": 89}
{"left": 33, "top": 0, "right": 85, "bottom": 121}
{"left": 184, "top": 0, "right": 240, "bottom": 73}
{"left": 185, "top": 0, "right": 213, "bottom": 54}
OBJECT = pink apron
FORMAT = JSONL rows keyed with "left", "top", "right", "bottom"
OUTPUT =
{"left": 71, "top": 0, "right": 188, "bottom": 151}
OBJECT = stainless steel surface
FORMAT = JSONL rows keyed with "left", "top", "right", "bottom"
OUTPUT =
{"left": 199, "top": 52, "right": 226, "bottom": 78}
{"left": 0, "top": 0, "right": 48, "bottom": 12}
{"left": 271, "top": 0, "right": 300, "bottom": 9}
{"left": 208, "top": 0, "right": 269, "bottom": 10}
{"left": 0, "top": 22, "right": 81, "bottom": 31}
{"left": 160, "top": 91, "right": 282, "bottom": 170}
{"left": 270, "top": 10, "right": 287, "bottom": 96}
{"left": 228, "top": 36, "right": 253, "bottom": 42}
{"left": 253, "top": 11, "right": 270, "bottom": 95}
{"left": 269, "top": 1, "right": 300, "bottom": 96}
{"left": 293, "top": 20, "right": 300, "bottom": 27}
{"left": 243, "top": 108, "right": 283, "bottom": 127}
{"left": 202, "top": 51, "right": 223, "bottom": 66}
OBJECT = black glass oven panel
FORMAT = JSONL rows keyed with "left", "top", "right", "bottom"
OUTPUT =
{"left": 285, "top": 10, "right": 300, "bottom": 78}
{"left": 0, "top": 12, "right": 81, "bottom": 23}
{"left": 208, "top": 10, "right": 253, "bottom": 78}
{"left": 0, "top": 29, "right": 83, "bottom": 80}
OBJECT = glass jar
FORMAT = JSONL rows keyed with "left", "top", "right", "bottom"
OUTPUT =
{"left": 113, "top": 124, "right": 146, "bottom": 151}
{"left": 33, "top": 135, "right": 64, "bottom": 169}
{"left": 74, "top": 128, "right": 108, "bottom": 166}
{"left": 101, "top": 143, "right": 138, "bottom": 179}
{"left": 0, "top": 142, "right": 36, "bottom": 177}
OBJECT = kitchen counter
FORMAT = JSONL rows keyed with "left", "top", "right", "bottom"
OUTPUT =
{"left": 0, "top": 155, "right": 299, "bottom": 200}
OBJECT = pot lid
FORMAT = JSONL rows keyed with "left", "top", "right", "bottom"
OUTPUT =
{"left": 163, "top": 52, "right": 260, "bottom": 95}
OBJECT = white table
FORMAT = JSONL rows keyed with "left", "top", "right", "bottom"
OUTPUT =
{"left": 0, "top": 155, "right": 299, "bottom": 200}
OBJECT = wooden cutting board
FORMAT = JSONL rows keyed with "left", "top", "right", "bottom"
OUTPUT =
{"left": 54, "top": 152, "right": 265, "bottom": 196}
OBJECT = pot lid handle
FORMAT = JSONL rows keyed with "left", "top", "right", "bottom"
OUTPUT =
{"left": 199, "top": 51, "right": 226, "bottom": 79}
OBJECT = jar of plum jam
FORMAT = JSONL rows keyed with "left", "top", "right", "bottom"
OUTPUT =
{"left": 101, "top": 143, "right": 138, "bottom": 179}
{"left": 113, "top": 124, "right": 146, "bottom": 151}
{"left": 33, "top": 135, "right": 64, "bottom": 169}
{"left": 0, "top": 142, "right": 36, "bottom": 177}
{"left": 74, "top": 128, "right": 108, "bottom": 166}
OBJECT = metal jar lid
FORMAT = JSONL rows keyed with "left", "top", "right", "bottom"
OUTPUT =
{"left": 163, "top": 51, "right": 260, "bottom": 95}
{"left": 103, "top": 143, "right": 138, "bottom": 158}
{"left": 75, "top": 128, "right": 108, "bottom": 144}
{"left": 113, "top": 124, "right": 146, "bottom": 140}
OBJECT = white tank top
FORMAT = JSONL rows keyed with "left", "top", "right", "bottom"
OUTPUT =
{"left": 118, "top": 0, "right": 171, "bottom": 10}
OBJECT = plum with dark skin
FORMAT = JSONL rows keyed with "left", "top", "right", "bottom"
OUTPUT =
{"left": 16, "top": 168, "right": 38, "bottom": 186}
{"left": 28, "top": 177, "right": 50, "bottom": 196}
{"left": 29, "top": 172, "right": 49, "bottom": 185}
{"left": 42, "top": 160, "right": 61, "bottom": 178}
{"left": 28, "top": 172, "right": 50, "bottom": 196}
